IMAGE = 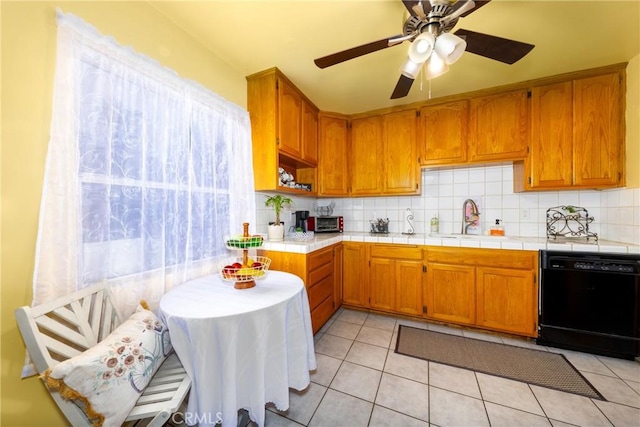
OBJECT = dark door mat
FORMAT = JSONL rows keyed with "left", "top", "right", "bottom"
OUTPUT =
{"left": 395, "top": 325, "right": 605, "bottom": 400}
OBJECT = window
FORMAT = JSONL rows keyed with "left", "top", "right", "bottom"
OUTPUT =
{"left": 32, "top": 11, "right": 255, "bottom": 314}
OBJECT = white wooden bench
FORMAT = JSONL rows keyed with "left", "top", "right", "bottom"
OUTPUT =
{"left": 15, "top": 282, "right": 191, "bottom": 427}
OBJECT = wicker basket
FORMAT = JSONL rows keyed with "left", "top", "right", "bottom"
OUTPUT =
{"left": 220, "top": 256, "right": 271, "bottom": 283}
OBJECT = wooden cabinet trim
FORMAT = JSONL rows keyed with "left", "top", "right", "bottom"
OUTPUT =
{"left": 370, "top": 244, "right": 422, "bottom": 260}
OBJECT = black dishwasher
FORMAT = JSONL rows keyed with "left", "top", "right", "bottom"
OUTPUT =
{"left": 538, "top": 250, "right": 640, "bottom": 360}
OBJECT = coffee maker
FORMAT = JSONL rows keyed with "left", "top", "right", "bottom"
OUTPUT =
{"left": 294, "top": 210, "right": 309, "bottom": 232}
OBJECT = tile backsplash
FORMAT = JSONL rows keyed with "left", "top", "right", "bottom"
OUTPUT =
{"left": 256, "top": 164, "right": 640, "bottom": 246}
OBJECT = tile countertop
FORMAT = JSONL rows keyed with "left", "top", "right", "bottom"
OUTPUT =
{"left": 260, "top": 232, "right": 640, "bottom": 255}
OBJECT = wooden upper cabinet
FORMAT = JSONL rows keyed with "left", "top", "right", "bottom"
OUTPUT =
{"left": 419, "top": 100, "right": 468, "bottom": 165}
{"left": 247, "top": 68, "right": 318, "bottom": 194}
{"left": 318, "top": 114, "right": 349, "bottom": 196}
{"left": 469, "top": 89, "right": 528, "bottom": 162}
{"left": 350, "top": 115, "right": 383, "bottom": 195}
{"left": 383, "top": 109, "right": 420, "bottom": 194}
{"left": 277, "top": 79, "right": 302, "bottom": 159}
{"left": 301, "top": 99, "right": 319, "bottom": 165}
{"left": 528, "top": 81, "right": 574, "bottom": 189}
{"left": 573, "top": 72, "right": 623, "bottom": 188}
{"left": 515, "top": 67, "right": 625, "bottom": 192}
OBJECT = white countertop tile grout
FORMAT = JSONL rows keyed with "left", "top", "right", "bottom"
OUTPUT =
{"left": 260, "top": 232, "right": 640, "bottom": 254}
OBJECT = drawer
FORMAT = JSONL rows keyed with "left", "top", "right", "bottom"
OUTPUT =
{"left": 370, "top": 244, "right": 422, "bottom": 260}
{"left": 311, "top": 295, "right": 334, "bottom": 334}
{"left": 426, "top": 248, "right": 536, "bottom": 270}
{"left": 309, "top": 262, "right": 332, "bottom": 286}
{"left": 308, "top": 246, "right": 333, "bottom": 270}
{"left": 308, "top": 274, "right": 333, "bottom": 309}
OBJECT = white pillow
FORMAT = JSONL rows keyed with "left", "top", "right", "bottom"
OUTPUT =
{"left": 41, "top": 303, "right": 172, "bottom": 427}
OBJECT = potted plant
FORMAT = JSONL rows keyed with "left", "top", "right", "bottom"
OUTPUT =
{"left": 265, "top": 194, "right": 293, "bottom": 241}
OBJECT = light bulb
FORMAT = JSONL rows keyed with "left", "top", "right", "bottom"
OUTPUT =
{"left": 434, "top": 33, "right": 467, "bottom": 65}
{"left": 408, "top": 32, "right": 435, "bottom": 63}
{"left": 425, "top": 52, "right": 449, "bottom": 80}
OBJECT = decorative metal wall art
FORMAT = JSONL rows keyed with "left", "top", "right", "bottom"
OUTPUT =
{"left": 546, "top": 205, "right": 598, "bottom": 242}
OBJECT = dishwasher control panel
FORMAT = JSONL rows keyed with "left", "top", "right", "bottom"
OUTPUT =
{"left": 546, "top": 253, "right": 640, "bottom": 275}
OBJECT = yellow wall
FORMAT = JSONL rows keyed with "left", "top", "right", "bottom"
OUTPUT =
{"left": 1, "top": 2, "right": 246, "bottom": 425}
{"left": 626, "top": 54, "right": 640, "bottom": 188}
{"left": 2, "top": 2, "right": 639, "bottom": 426}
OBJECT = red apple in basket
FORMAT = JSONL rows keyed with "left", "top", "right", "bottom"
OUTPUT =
{"left": 232, "top": 262, "right": 242, "bottom": 269}
{"left": 222, "top": 265, "right": 235, "bottom": 278}
{"left": 251, "top": 262, "right": 262, "bottom": 268}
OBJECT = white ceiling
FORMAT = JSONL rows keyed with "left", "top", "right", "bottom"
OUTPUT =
{"left": 150, "top": 0, "right": 640, "bottom": 114}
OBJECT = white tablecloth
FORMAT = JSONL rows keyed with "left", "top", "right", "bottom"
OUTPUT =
{"left": 158, "top": 271, "right": 316, "bottom": 427}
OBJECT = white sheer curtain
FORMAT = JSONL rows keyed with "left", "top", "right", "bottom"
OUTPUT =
{"left": 33, "top": 11, "right": 255, "bottom": 315}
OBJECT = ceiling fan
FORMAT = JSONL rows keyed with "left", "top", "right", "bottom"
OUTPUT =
{"left": 313, "top": 0, "right": 535, "bottom": 99}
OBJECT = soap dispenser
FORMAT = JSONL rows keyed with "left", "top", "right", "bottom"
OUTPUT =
{"left": 490, "top": 219, "right": 505, "bottom": 236}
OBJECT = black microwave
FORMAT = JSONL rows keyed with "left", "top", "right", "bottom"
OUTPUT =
{"left": 308, "top": 216, "right": 343, "bottom": 233}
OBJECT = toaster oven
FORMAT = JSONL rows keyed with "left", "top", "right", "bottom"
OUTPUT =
{"left": 307, "top": 216, "right": 343, "bottom": 233}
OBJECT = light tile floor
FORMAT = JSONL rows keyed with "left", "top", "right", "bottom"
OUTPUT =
{"left": 263, "top": 308, "right": 640, "bottom": 427}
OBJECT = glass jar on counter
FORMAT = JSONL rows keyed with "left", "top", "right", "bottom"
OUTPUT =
{"left": 430, "top": 216, "right": 439, "bottom": 233}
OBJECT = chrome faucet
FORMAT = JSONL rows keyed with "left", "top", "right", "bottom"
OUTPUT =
{"left": 461, "top": 199, "right": 481, "bottom": 234}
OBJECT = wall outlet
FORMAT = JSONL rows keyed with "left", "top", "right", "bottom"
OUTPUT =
{"left": 521, "top": 208, "right": 530, "bottom": 220}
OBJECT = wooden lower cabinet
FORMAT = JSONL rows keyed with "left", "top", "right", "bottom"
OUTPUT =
{"left": 425, "top": 263, "right": 476, "bottom": 325}
{"left": 395, "top": 260, "right": 424, "bottom": 316}
{"left": 342, "top": 242, "right": 368, "bottom": 307}
{"left": 369, "top": 245, "right": 424, "bottom": 316}
{"left": 259, "top": 243, "right": 342, "bottom": 333}
{"left": 369, "top": 257, "right": 395, "bottom": 311}
{"left": 424, "top": 247, "right": 538, "bottom": 337}
{"left": 476, "top": 267, "right": 536, "bottom": 336}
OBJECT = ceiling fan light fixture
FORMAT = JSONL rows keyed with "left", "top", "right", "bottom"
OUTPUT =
{"left": 424, "top": 51, "right": 449, "bottom": 80}
{"left": 434, "top": 33, "right": 467, "bottom": 65}
{"left": 399, "top": 56, "right": 423, "bottom": 79}
{"left": 408, "top": 32, "right": 435, "bottom": 63}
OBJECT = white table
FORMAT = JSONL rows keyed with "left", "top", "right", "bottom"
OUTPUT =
{"left": 158, "top": 271, "right": 316, "bottom": 427}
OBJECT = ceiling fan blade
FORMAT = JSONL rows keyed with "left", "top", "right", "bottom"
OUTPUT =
{"left": 454, "top": 29, "right": 534, "bottom": 64}
{"left": 314, "top": 35, "right": 405, "bottom": 69}
{"left": 402, "top": 1, "right": 432, "bottom": 17}
{"left": 391, "top": 74, "right": 415, "bottom": 99}
{"left": 441, "top": 0, "right": 475, "bottom": 25}
{"left": 456, "top": 0, "right": 491, "bottom": 17}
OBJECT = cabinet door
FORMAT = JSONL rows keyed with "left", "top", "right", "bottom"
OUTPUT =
{"left": 350, "top": 116, "right": 383, "bottom": 195}
{"left": 318, "top": 115, "right": 349, "bottom": 196}
{"left": 277, "top": 79, "right": 302, "bottom": 158}
{"left": 469, "top": 90, "right": 528, "bottom": 162}
{"left": 419, "top": 100, "right": 468, "bottom": 165}
{"left": 301, "top": 100, "right": 318, "bottom": 165}
{"left": 333, "top": 243, "right": 344, "bottom": 310}
{"left": 573, "top": 73, "right": 623, "bottom": 188}
{"left": 476, "top": 267, "right": 536, "bottom": 336}
{"left": 529, "top": 81, "right": 573, "bottom": 189}
{"left": 369, "top": 258, "right": 395, "bottom": 312}
{"left": 395, "top": 259, "right": 424, "bottom": 317}
{"left": 383, "top": 109, "right": 420, "bottom": 194}
{"left": 342, "top": 242, "right": 368, "bottom": 307}
{"left": 425, "top": 263, "right": 476, "bottom": 325}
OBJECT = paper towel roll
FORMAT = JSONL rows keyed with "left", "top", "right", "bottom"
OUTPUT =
{"left": 403, "top": 208, "right": 415, "bottom": 235}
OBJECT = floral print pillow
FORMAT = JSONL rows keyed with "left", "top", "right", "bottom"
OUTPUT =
{"left": 42, "top": 304, "right": 172, "bottom": 427}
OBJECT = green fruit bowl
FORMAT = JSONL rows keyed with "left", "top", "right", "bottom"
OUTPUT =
{"left": 224, "top": 235, "right": 264, "bottom": 249}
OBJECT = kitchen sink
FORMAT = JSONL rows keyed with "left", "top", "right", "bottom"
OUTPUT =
{"left": 428, "top": 233, "right": 511, "bottom": 241}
